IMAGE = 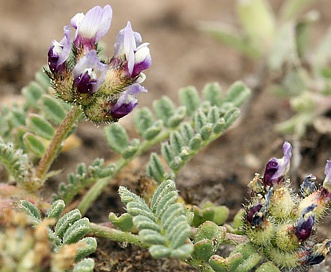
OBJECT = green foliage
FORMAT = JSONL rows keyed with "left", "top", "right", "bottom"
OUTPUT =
{"left": 56, "top": 158, "right": 115, "bottom": 204}
{"left": 209, "top": 243, "right": 262, "bottom": 272}
{"left": 0, "top": 69, "right": 71, "bottom": 158}
{"left": 236, "top": 0, "right": 275, "bottom": 53}
{"left": 0, "top": 139, "right": 38, "bottom": 190}
{"left": 192, "top": 221, "right": 226, "bottom": 261}
{"left": 146, "top": 82, "right": 248, "bottom": 180}
{"left": 191, "top": 202, "right": 230, "bottom": 227}
{"left": 118, "top": 179, "right": 194, "bottom": 259}
{"left": 105, "top": 123, "right": 129, "bottom": 154}
{"left": 20, "top": 199, "right": 96, "bottom": 270}
{"left": 27, "top": 114, "right": 55, "bottom": 140}
{"left": 108, "top": 212, "right": 134, "bottom": 232}
{"left": 200, "top": 0, "right": 331, "bottom": 140}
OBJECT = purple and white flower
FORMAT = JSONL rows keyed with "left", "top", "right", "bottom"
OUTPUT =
{"left": 71, "top": 5, "right": 112, "bottom": 52}
{"left": 113, "top": 22, "right": 151, "bottom": 78}
{"left": 73, "top": 50, "right": 108, "bottom": 94}
{"left": 48, "top": 26, "right": 72, "bottom": 73}
{"left": 263, "top": 141, "right": 292, "bottom": 186}
{"left": 109, "top": 83, "right": 147, "bottom": 119}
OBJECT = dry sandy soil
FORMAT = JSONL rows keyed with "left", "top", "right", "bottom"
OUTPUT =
{"left": 1, "top": 0, "right": 331, "bottom": 271}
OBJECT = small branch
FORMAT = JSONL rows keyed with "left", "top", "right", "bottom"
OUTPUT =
{"left": 35, "top": 105, "right": 82, "bottom": 184}
{"left": 89, "top": 222, "right": 149, "bottom": 248}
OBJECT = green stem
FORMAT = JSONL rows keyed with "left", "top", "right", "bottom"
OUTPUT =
{"left": 35, "top": 105, "right": 82, "bottom": 183}
{"left": 78, "top": 129, "right": 172, "bottom": 215}
{"left": 89, "top": 223, "right": 149, "bottom": 248}
{"left": 78, "top": 122, "right": 231, "bottom": 214}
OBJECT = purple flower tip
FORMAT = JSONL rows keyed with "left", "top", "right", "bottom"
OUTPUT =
{"left": 263, "top": 141, "right": 292, "bottom": 186}
{"left": 110, "top": 83, "right": 147, "bottom": 119}
{"left": 73, "top": 50, "right": 108, "bottom": 94}
{"left": 246, "top": 203, "right": 263, "bottom": 226}
{"left": 295, "top": 204, "right": 316, "bottom": 241}
{"left": 48, "top": 26, "right": 72, "bottom": 73}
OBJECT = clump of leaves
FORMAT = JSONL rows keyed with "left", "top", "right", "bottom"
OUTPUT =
{"left": 200, "top": 0, "right": 331, "bottom": 139}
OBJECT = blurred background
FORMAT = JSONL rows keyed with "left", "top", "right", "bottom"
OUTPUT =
{"left": 0, "top": 1, "right": 331, "bottom": 270}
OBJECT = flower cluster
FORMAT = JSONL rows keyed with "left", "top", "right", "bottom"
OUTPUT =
{"left": 47, "top": 5, "right": 151, "bottom": 123}
{"left": 244, "top": 141, "right": 331, "bottom": 269}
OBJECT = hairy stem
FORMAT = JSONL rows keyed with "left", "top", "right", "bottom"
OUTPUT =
{"left": 89, "top": 223, "right": 149, "bottom": 248}
{"left": 35, "top": 105, "right": 82, "bottom": 184}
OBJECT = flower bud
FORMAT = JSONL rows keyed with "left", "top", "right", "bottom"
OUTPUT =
{"left": 295, "top": 205, "right": 316, "bottom": 242}
{"left": 303, "top": 239, "right": 331, "bottom": 265}
{"left": 298, "top": 187, "right": 331, "bottom": 220}
{"left": 275, "top": 223, "right": 298, "bottom": 251}
{"left": 300, "top": 174, "right": 316, "bottom": 198}
{"left": 245, "top": 218, "right": 274, "bottom": 245}
{"left": 269, "top": 183, "right": 295, "bottom": 219}
{"left": 246, "top": 203, "right": 263, "bottom": 226}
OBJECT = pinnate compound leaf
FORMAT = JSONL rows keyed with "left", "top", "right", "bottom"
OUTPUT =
{"left": 56, "top": 159, "right": 115, "bottom": 204}
{"left": 119, "top": 180, "right": 193, "bottom": 258}
{"left": 18, "top": 197, "right": 95, "bottom": 270}
{"left": 0, "top": 139, "right": 33, "bottom": 186}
